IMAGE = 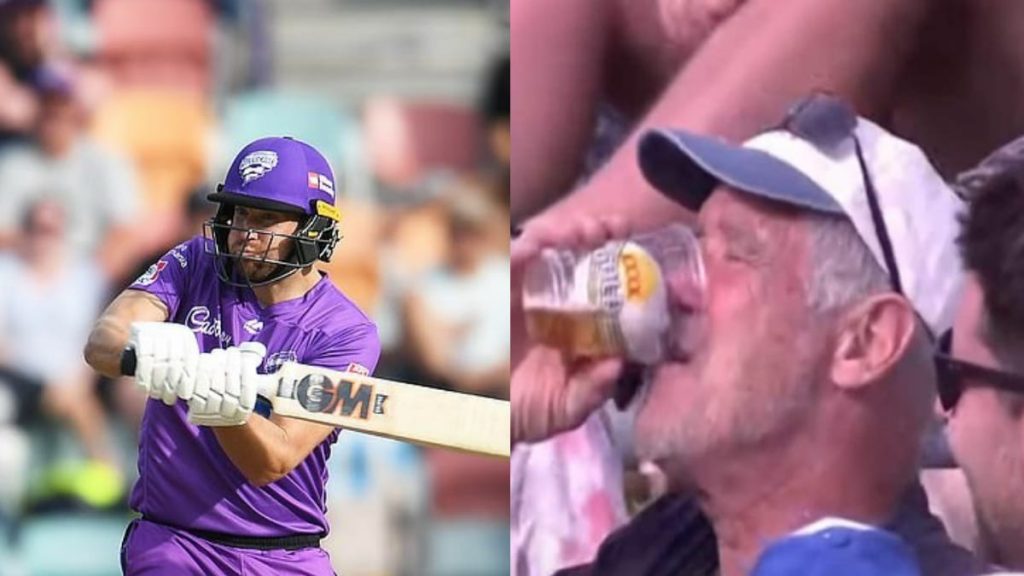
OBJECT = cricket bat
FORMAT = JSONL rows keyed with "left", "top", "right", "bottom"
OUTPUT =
{"left": 120, "top": 350, "right": 510, "bottom": 458}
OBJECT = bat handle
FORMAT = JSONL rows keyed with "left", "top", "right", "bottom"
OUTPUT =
{"left": 120, "top": 346, "right": 277, "bottom": 397}
{"left": 120, "top": 347, "right": 137, "bottom": 377}
{"left": 256, "top": 374, "right": 277, "bottom": 399}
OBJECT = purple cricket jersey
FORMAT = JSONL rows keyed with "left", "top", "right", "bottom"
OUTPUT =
{"left": 128, "top": 234, "right": 381, "bottom": 537}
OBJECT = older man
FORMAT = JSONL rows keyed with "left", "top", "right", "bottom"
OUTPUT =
{"left": 512, "top": 94, "right": 984, "bottom": 575}
{"left": 937, "top": 137, "right": 1024, "bottom": 571}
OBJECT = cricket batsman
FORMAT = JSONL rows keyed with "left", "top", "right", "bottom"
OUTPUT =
{"left": 84, "top": 136, "right": 381, "bottom": 575}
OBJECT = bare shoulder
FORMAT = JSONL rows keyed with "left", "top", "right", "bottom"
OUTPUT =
{"left": 895, "top": 0, "right": 1024, "bottom": 177}
{"left": 603, "top": 0, "right": 704, "bottom": 112}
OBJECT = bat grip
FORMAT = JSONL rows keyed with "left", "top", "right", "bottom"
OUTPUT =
{"left": 120, "top": 347, "right": 137, "bottom": 377}
{"left": 119, "top": 346, "right": 276, "bottom": 397}
{"left": 256, "top": 375, "right": 277, "bottom": 398}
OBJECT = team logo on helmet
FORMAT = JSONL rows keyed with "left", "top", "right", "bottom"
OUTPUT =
{"left": 239, "top": 150, "right": 279, "bottom": 184}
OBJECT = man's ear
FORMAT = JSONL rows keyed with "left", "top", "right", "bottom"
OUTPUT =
{"left": 830, "top": 294, "right": 918, "bottom": 390}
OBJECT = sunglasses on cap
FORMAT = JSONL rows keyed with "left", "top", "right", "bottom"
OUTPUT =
{"left": 777, "top": 94, "right": 904, "bottom": 297}
{"left": 934, "top": 330, "right": 1024, "bottom": 412}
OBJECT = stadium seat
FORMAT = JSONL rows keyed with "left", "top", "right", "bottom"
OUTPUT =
{"left": 19, "top": 513, "right": 129, "bottom": 576}
{"left": 424, "top": 447, "right": 510, "bottom": 576}
{"left": 93, "top": 0, "right": 212, "bottom": 92}
{"left": 364, "top": 98, "right": 482, "bottom": 189}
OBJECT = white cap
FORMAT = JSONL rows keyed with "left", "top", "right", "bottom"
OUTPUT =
{"left": 637, "top": 97, "right": 964, "bottom": 336}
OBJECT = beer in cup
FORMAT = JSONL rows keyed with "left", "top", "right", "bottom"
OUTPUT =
{"left": 522, "top": 224, "right": 705, "bottom": 364}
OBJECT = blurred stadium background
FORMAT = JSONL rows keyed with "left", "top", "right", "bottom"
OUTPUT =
{"left": 0, "top": 0, "right": 509, "bottom": 575}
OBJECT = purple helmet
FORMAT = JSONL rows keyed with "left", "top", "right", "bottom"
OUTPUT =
{"left": 205, "top": 136, "right": 342, "bottom": 287}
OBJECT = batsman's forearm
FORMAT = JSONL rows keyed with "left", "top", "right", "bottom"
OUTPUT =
{"left": 212, "top": 418, "right": 297, "bottom": 487}
{"left": 84, "top": 316, "right": 133, "bottom": 378}
{"left": 85, "top": 289, "right": 170, "bottom": 378}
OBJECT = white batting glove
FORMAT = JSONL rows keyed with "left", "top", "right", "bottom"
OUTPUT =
{"left": 188, "top": 342, "right": 266, "bottom": 427}
{"left": 129, "top": 322, "right": 200, "bottom": 406}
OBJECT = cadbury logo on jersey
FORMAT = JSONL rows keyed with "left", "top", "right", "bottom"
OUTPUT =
{"left": 239, "top": 150, "right": 278, "bottom": 184}
{"left": 185, "top": 306, "right": 232, "bottom": 347}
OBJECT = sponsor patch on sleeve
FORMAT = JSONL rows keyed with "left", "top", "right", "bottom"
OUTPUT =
{"left": 345, "top": 362, "right": 370, "bottom": 376}
{"left": 133, "top": 260, "right": 168, "bottom": 286}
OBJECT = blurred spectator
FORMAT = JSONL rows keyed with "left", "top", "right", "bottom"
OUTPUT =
{"left": 183, "top": 183, "right": 219, "bottom": 237}
{"left": 0, "top": 199, "right": 119, "bottom": 480}
{"left": 473, "top": 53, "right": 511, "bottom": 255}
{"left": 479, "top": 174, "right": 510, "bottom": 262}
{"left": 0, "top": 0, "right": 54, "bottom": 144}
{"left": 317, "top": 197, "right": 383, "bottom": 314}
{"left": 0, "top": 0, "right": 49, "bottom": 78}
{"left": 479, "top": 52, "right": 509, "bottom": 203}
{"left": 0, "top": 65, "right": 141, "bottom": 280}
{"left": 403, "top": 185, "right": 509, "bottom": 398}
{"left": 112, "top": 184, "right": 217, "bottom": 291}
{"left": 372, "top": 198, "right": 449, "bottom": 391}
{"left": 395, "top": 181, "right": 510, "bottom": 576}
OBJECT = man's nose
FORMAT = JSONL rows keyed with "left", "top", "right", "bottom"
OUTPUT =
{"left": 234, "top": 228, "right": 260, "bottom": 242}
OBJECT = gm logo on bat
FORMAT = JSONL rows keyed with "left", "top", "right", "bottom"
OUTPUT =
{"left": 292, "top": 373, "right": 388, "bottom": 419}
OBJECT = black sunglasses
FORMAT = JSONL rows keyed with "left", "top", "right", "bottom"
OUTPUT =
{"left": 934, "top": 330, "right": 1024, "bottom": 412}
{"left": 778, "top": 93, "right": 903, "bottom": 296}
